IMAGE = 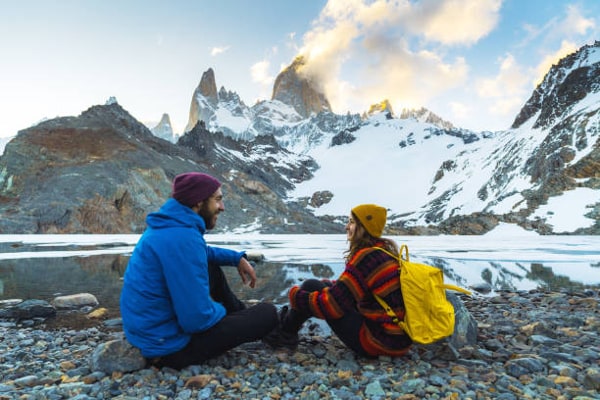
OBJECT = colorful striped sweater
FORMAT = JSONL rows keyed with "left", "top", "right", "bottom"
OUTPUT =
{"left": 288, "top": 245, "right": 412, "bottom": 356}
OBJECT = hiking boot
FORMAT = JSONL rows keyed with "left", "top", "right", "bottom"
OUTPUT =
{"left": 262, "top": 306, "right": 299, "bottom": 349}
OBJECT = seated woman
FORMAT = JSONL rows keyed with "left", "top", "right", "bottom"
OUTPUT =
{"left": 264, "top": 204, "right": 412, "bottom": 357}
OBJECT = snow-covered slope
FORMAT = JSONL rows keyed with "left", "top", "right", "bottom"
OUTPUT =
{"left": 289, "top": 113, "right": 488, "bottom": 218}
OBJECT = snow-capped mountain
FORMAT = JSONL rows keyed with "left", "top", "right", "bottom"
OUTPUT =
{"left": 184, "top": 64, "right": 361, "bottom": 153}
{"left": 150, "top": 113, "right": 177, "bottom": 143}
{"left": 182, "top": 41, "right": 599, "bottom": 234}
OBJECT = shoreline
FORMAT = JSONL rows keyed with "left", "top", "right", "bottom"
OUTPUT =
{"left": 1, "top": 289, "right": 600, "bottom": 399}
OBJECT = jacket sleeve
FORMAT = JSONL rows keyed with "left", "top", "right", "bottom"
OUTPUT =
{"left": 288, "top": 250, "right": 392, "bottom": 320}
{"left": 288, "top": 267, "right": 365, "bottom": 320}
{"left": 206, "top": 245, "right": 245, "bottom": 267}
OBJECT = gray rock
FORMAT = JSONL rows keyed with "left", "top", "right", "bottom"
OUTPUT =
{"left": 470, "top": 282, "right": 492, "bottom": 294}
{"left": 584, "top": 368, "right": 600, "bottom": 390}
{"left": 0, "top": 299, "right": 56, "bottom": 319}
{"left": 505, "top": 357, "right": 546, "bottom": 377}
{"left": 447, "top": 292, "right": 478, "bottom": 348}
{"left": 53, "top": 293, "right": 99, "bottom": 309}
{"left": 89, "top": 339, "right": 146, "bottom": 374}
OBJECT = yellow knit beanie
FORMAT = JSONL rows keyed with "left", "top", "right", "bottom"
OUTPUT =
{"left": 351, "top": 204, "right": 387, "bottom": 238}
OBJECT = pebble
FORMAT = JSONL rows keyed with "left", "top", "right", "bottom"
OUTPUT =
{"left": 0, "top": 289, "right": 599, "bottom": 399}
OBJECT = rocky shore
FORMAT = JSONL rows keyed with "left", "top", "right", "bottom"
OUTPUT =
{"left": 1, "top": 289, "right": 599, "bottom": 399}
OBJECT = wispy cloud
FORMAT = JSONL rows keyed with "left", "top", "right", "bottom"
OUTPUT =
{"left": 210, "top": 46, "right": 230, "bottom": 56}
{"left": 476, "top": 54, "right": 528, "bottom": 98}
{"left": 415, "top": 0, "right": 502, "bottom": 45}
{"left": 251, "top": 60, "right": 275, "bottom": 100}
{"left": 560, "top": 4, "right": 595, "bottom": 36}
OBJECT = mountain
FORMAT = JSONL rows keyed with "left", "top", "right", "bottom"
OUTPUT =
{"left": 399, "top": 107, "right": 455, "bottom": 130}
{"left": 271, "top": 55, "right": 332, "bottom": 118}
{"left": 0, "top": 102, "right": 340, "bottom": 234}
{"left": 0, "top": 41, "right": 597, "bottom": 234}
{"left": 183, "top": 41, "right": 599, "bottom": 235}
{"left": 150, "top": 113, "right": 176, "bottom": 143}
{"left": 183, "top": 62, "right": 356, "bottom": 153}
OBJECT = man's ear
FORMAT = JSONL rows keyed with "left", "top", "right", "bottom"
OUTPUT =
{"left": 191, "top": 201, "right": 202, "bottom": 212}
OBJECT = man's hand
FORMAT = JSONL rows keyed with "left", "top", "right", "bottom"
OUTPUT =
{"left": 237, "top": 257, "right": 257, "bottom": 288}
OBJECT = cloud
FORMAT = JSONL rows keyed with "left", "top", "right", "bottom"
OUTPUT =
{"left": 251, "top": 60, "right": 275, "bottom": 99}
{"left": 474, "top": 53, "right": 529, "bottom": 123}
{"left": 251, "top": 60, "right": 273, "bottom": 85}
{"left": 476, "top": 54, "right": 528, "bottom": 98}
{"left": 415, "top": 0, "right": 502, "bottom": 45}
{"left": 560, "top": 4, "right": 595, "bottom": 36}
{"left": 449, "top": 101, "right": 470, "bottom": 121}
{"left": 295, "top": 0, "right": 500, "bottom": 114}
{"left": 210, "top": 46, "right": 230, "bottom": 57}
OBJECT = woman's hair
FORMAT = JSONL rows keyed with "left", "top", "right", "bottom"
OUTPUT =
{"left": 344, "top": 212, "right": 398, "bottom": 261}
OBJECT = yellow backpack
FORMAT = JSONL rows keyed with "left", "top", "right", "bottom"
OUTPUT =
{"left": 372, "top": 245, "right": 471, "bottom": 344}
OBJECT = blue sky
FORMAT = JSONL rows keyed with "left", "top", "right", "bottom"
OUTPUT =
{"left": 1, "top": 0, "right": 598, "bottom": 138}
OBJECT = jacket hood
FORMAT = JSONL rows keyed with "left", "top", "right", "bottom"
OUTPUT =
{"left": 146, "top": 198, "right": 206, "bottom": 233}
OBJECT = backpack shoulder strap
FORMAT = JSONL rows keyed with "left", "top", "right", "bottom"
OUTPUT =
{"left": 370, "top": 246, "right": 405, "bottom": 327}
{"left": 442, "top": 283, "right": 472, "bottom": 295}
{"left": 372, "top": 244, "right": 409, "bottom": 262}
{"left": 375, "top": 245, "right": 472, "bottom": 295}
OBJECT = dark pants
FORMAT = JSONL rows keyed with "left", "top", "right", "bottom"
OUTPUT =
{"left": 153, "top": 263, "right": 278, "bottom": 370}
{"left": 284, "top": 279, "right": 370, "bottom": 357}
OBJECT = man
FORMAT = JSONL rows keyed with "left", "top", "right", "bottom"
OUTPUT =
{"left": 120, "top": 172, "right": 278, "bottom": 369}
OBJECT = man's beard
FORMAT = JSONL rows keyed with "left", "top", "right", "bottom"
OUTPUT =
{"left": 198, "top": 207, "right": 218, "bottom": 230}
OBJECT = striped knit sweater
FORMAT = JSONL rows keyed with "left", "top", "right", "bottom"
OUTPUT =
{"left": 288, "top": 245, "right": 412, "bottom": 356}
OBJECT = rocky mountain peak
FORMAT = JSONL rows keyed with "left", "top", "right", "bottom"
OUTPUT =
{"left": 271, "top": 55, "right": 331, "bottom": 118}
{"left": 365, "top": 100, "right": 395, "bottom": 118}
{"left": 150, "top": 113, "right": 175, "bottom": 143}
{"left": 158, "top": 113, "right": 171, "bottom": 125}
{"left": 185, "top": 68, "right": 220, "bottom": 133}
{"left": 511, "top": 40, "right": 600, "bottom": 130}
{"left": 198, "top": 68, "right": 218, "bottom": 103}
{"left": 399, "top": 107, "right": 454, "bottom": 129}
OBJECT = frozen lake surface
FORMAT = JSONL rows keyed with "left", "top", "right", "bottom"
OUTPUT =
{"left": 1, "top": 229, "right": 599, "bottom": 312}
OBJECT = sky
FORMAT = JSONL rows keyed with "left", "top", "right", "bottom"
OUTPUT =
{"left": 1, "top": 0, "right": 598, "bottom": 139}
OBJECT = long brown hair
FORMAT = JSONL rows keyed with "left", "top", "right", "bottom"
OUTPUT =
{"left": 344, "top": 211, "right": 398, "bottom": 261}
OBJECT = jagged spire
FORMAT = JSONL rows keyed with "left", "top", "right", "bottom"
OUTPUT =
{"left": 271, "top": 56, "right": 331, "bottom": 118}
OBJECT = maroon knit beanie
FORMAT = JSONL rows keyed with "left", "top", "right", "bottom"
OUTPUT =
{"left": 172, "top": 172, "right": 221, "bottom": 207}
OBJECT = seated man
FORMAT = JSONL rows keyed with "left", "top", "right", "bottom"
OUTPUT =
{"left": 120, "top": 172, "right": 278, "bottom": 369}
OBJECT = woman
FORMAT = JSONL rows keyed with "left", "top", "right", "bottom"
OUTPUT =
{"left": 264, "top": 204, "right": 412, "bottom": 357}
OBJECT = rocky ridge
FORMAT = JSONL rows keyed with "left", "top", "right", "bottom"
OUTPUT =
{"left": 0, "top": 103, "right": 340, "bottom": 234}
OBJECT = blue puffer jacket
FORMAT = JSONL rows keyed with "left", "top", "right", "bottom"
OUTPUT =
{"left": 120, "top": 198, "right": 245, "bottom": 358}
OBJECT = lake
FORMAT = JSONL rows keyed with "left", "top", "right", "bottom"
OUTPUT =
{"left": 1, "top": 231, "right": 599, "bottom": 317}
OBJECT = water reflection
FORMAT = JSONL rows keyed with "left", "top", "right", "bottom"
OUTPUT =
{"left": 0, "top": 256, "right": 338, "bottom": 314}
{"left": 0, "top": 255, "right": 128, "bottom": 309}
{"left": 2, "top": 255, "right": 599, "bottom": 316}
{"left": 1, "top": 235, "right": 599, "bottom": 317}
